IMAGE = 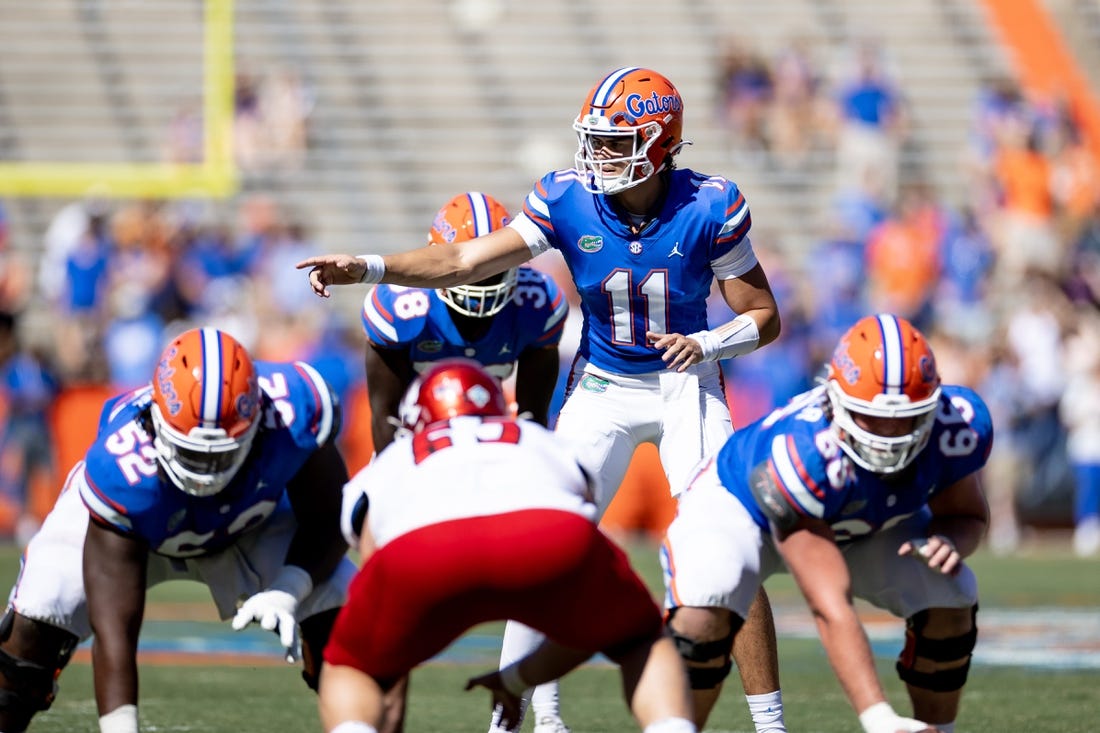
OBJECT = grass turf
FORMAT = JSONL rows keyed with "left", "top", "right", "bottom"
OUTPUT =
{"left": 4, "top": 541, "right": 1097, "bottom": 732}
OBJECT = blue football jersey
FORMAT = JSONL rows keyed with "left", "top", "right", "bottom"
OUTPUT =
{"left": 521, "top": 167, "right": 754, "bottom": 374}
{"left": 714, "top": 384, "right": 993, "bottom": 542}
{"left": 360, "top": 266, "right": 567, "bottom": 378}
{"left": 77, "top": 361, "right": 339, "bottom": 558}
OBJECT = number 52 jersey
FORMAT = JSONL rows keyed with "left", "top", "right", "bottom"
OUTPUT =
{"left": 76, "top": 360, "right": 339, "bottom": 558}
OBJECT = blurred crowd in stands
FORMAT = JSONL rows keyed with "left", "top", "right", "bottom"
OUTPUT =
{"left": 0, "top": 37, "right": 1097, "bottom": 559}
{"left": 714, "top": 34, "right": 1100, "bottom": 558}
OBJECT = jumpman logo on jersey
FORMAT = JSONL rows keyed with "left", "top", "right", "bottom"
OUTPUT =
{"left": 499, "top": 344, "right": 512, "bottom": 355}
{"left": 668, "top": 242, "right": 684, "bottom": 258}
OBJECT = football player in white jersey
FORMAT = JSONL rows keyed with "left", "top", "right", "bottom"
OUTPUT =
{"left": 300, "top": 67, "right": 786, "bottom": 733}
{"left": 663, "top": 315, "right": 991, "bottom": 733}
{"left": 361, "top": 192, "right": 567, "bottom": 732}
{"left": 320, "top": 358, "right": 697, "bottom": 733}
{"left": 0, "top": 328, "right": 356, "bottom": 733}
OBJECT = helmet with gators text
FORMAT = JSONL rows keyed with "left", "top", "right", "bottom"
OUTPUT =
{"left": 427, "top": 192, "right": 517, "bottom": 317}
{"left": 150, "top": 328, "right": 261, "bottom": 496}
{"left": 573, "top": 67, "right": 687, "bottom": 194}
{"left": 826, "top": 314, "right": 941, "bottom": 474}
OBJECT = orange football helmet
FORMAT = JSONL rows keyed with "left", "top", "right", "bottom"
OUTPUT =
{"left": 825, "top": 314, "right": 942, "bottom": 474}
{"left": 573, "top": 67, "right": 687, "bottom": 194}
{"left": 150, "top": 328, "right": 262, "bottom": 496}
{"left": 427, "top": 192, "right": 517, "bottom": 318}
{"left": 398, "top": 358, "right": 508, "bottom": 433}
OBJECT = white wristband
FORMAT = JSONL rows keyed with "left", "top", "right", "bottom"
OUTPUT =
{"left": 688, "top": 313, "right": 760, "bottom": 362}
{"left": 99, "top": 704, "right": 139, "bottom": 733}
{"left": 270, "top": 565, "right": 314, "bottom": 603}
{"left": 357, "top": 254, "right": 386, "bottom": 284}
{"left": 498, "top": 663, "right": 530, "bottom": 696}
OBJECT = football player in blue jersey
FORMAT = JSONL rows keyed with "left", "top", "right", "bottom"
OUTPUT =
{"left": 362, "top": 191, "right": 566, "bottom": 451}
{"left": 662, "top": 314, "right": 991, "bottom": 733}
{"left": 0, "top": 328, "right": 356, "bottom": 733}
{"left": 299, "top": 67, "right": 786, "bottom": 733}
{"left": 360, "top": 192, "right": 567, "bottom": 733}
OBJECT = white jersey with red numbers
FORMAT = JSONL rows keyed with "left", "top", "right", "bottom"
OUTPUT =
{"left": 342, "top": 416, "right": 597, "bottom": 549}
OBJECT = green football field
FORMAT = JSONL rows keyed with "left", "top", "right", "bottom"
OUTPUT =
{"left": 5, "top": 541, "right": 1097, "bottom": 733}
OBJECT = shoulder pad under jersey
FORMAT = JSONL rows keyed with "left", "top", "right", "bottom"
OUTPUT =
{"left": 256, "top": 360, "right": 340, "bottom": 449}
{"left": 361, "top": 284, "right": 436, "bottom": 347}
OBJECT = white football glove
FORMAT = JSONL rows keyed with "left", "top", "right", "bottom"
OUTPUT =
{"left": 231, "top": 565, "right": 313, "bottom": 663}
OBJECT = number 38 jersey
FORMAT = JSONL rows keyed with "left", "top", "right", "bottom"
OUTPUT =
{"left": 77, "top": 361, "right": 339, "bottom": 558}
{"left": 360, "top": 267, "right": 567, "bottom": 379}
{"left": 713, "top": 384, "right": 993, "bottom": 542}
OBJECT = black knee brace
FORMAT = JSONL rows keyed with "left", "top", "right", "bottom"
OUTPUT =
{"left": 668, "top": 609, "right": 741, "bottom": 690}
{"left": 896, "top": 606, "right": 978, "bottom": 692}
{"left": 299, "top": 607, "right": 341, "bottom": 692}
{"left": 0, "top": 608, "right": 78, "bottom": 730}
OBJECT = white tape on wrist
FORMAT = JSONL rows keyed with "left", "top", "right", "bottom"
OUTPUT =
{"left": 857, "top": 701, "right": 897, "bottom": 733}
{"left": 688, "top": 313, "right": 760, "bottom": 362}
{"left": 498, "top": 664, "right": 530, "bottom": 696}
{"left": 357, "top": 254, "right": 386, "bottom": 284}
{"left": 99, "top": 704, "right": 139, "bottom": 733}
{"left": 270, "top": 565, "right": 314, "bottom": 603}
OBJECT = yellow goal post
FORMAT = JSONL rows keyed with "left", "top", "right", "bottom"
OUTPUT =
{"left": 0, "top": 0, "right": 237, "bottom": 199}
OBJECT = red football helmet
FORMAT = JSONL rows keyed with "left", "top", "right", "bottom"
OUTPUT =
{"left": 150, "top": 328, "right": 262, "bottom": 496}
{"left": 427, "top": 192, "right": 517, "bottom": 318}
{"left": 826, "top": 314, "right": 942, "bottom": 474}
{"left": 398, "top": 358, "right": 508, "bottom": 433}
{"left": 573, "top": 67, "right": 687, "bottom": 194}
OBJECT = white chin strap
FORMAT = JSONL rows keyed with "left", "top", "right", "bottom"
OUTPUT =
{"left": 827, "top": 383, "right": 939, "bottom": 475}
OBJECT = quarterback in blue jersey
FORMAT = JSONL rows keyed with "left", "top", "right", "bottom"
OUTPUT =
{"left": 662, "top": 315, "right": 992, "bottom": 733}
{"left": 0, "top": 328, "right": 355, "bottom": 733}
{"left": 300, "top": 67, "right": 786, "bottom": 733}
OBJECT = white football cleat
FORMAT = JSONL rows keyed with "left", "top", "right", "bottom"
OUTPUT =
{"left": 533, "top": 716, "right": 572, "bottom": 733}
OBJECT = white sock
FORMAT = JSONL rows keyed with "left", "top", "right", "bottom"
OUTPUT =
{"left": 330, "top": 722, "right": 378, "bottom": 733}
{"left": 643, "top": 717, "right": 697, "bottom": 733}
{"left": 746, "top": 690, "right": 786, "bottom": 733}
{"left": 531, "top": 680, "right": 563, "bottom": 721}
{"left": 489, "top": 621, "right": 546, "bottom": 732}
{"left": 937, "top": 723, "right": 955, "bottom": 733}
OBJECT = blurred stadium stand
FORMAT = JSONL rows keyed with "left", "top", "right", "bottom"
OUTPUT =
{"left": 0, "top": 0, "right": 1018, "bottom": 255}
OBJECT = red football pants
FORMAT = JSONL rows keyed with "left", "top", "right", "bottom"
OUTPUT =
{"left": 324, "top": 509, "right": 661, "bottom": 682}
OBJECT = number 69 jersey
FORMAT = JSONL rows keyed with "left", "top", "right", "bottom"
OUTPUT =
{"left": 713, "top": 384, "right": 993, "bottom": 542}
{"left": 360, "top": 267, "right": 567, "bottom": 379}
{"left": 77, "top": 361, "right": 339, "bottom": 558}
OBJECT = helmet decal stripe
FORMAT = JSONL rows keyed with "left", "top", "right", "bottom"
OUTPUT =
{"left": 466, "top": 192, "right": 492, "bottom": 237}
{"left": 590, "top": 66, "right": 640, "bottom": 112}
{"left": 200, "top": 328, "right": 224, "bottom": 427}
{"left": 877, "top": 314, "right": 904, "bottom": 394}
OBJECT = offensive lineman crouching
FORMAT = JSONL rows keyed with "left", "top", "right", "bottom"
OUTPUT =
{"left": 0, "top": 328, "right": 355, "bottom": 732}
{"left": 661, "top": 314, "right": 990, "bottom": 733}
